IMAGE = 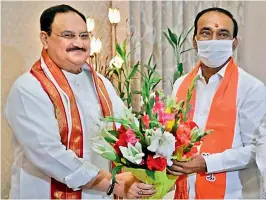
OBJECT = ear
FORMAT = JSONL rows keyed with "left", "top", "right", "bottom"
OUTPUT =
{"left": 193, "top": 36, "right": 198, "bottom": 52}
{"left": 233, "top": 37, "right": 238, "bottom": 51}
{"left": 40, "top": 31, "right": 49, "bottom": 49}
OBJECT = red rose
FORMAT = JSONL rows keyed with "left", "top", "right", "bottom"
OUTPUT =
{"left": 147, "top": 155, "right": 167, "bottom": 171}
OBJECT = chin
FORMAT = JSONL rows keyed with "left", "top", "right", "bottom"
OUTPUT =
{"left": 69, "top": 55, "right": 88, "bottom": 65}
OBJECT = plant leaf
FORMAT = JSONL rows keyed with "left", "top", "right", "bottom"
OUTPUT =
{"left": 112, "top": 165, "right": 123, "bottom": 178}
{"left": 116, "top": 43, "right": 124, "bottom": 59}
{"left": 168, "top": 28, "right": 178, "bottom": 46}
{"left": 177, "top": 29, "right": 184, "bottom": 46}
{"left": 145, "top": 169, "right": 155, "bottom": 180}
{"left": 180, "top": 48, "right": 194, "bottom": 54}
{"left": 179, "top": 25, "right": 194, "bottom": 48}
{"left": 127, "top": 62, "right": 139, "bottom": 80}
{"left": 173, "top": 70, "right": 181, "bottom": 82}
{"left": 163, "top": 31, "right": 175, "bottom": 50}
{"left": 109, "top": 130, "right": 118, "bottom": 138}
{"left": 148, "top": 54, "right": 153, "bottom": 66}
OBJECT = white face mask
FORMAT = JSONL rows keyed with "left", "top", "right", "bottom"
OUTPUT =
{"left": 196, "top": 39, "right": 234, "bottom": 68}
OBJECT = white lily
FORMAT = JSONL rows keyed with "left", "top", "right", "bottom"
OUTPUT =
{"left": 100, "top": 129, "right": 118, "bottom": 142}
{"left": 144, "top": 129, "right": 155, "bottom": 146}
{"left": 109, "top": 55, "right": 124, "bottom": 69}
{"left": 147, "top": 129, "right": 176, "bottom": 165}
{"left": 119, "top": 142, "right": 144, "bottom": 165}
{"left": 92, "top": 139, "right": 119, "bottom": 161}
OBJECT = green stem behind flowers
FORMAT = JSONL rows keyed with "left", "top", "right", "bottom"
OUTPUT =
{"left": 182, "top": 75, "right": 199, "bottom": 122}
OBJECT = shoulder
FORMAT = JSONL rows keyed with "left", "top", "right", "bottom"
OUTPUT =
{"left": 96, "top": 72, "right": 117, "bottom": 93}
{"left": 238, "top": 67, "right": 266, "bottom": 95}
{"left": 8, "top": 71, "right": 51, "bottom": 102}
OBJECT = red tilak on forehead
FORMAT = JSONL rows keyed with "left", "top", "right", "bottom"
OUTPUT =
{"left": 215, "top": 23, "right": 219, "bottom": 28}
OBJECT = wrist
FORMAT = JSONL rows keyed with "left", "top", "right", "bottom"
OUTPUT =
{"left": 83, "top": 170, "right": 112, "bottom": 191}
{"left": 106, "top": 176, "right": 116, "bottom": 196}
{"left": 113, "top": 175, "right": 123, "bottom": 197}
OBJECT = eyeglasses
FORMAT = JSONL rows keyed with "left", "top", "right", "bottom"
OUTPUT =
{"left": 49, "top": 31, "right": 90, "bottom": 40}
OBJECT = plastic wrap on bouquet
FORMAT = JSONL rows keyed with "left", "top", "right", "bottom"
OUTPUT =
{"left": 122, "top": 167, "right": 177, "bottom": 199}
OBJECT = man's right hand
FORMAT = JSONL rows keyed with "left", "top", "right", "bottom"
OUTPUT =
{"left": 113, "top": 172, "right": 157, "bottom": 199}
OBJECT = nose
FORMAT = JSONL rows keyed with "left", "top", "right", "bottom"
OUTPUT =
{"left": 72, "top": 36, "right": 84, "bottom": 48}
{"left": 212, "top": 35, "right": 218, "bottom": 40}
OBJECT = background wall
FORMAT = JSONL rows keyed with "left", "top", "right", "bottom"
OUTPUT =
{"left": 2, "top": 1, "right": 266, "bottom": 198}
{"left": 242, "top": 1, "right": 266, "bottom": 83}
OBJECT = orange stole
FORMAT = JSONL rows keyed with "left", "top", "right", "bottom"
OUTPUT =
{"left": 174, "top": 58, "right": 239, "bottom": 199}
{"left": 30, "top": 49, "right": 114, "bottom": 199}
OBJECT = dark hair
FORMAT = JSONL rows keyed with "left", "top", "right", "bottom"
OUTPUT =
{"left": 40, "top": 4, "right": 86, "bottom": 36}
{"left": 193, "top": 7, "right": 238, "bottom": 38}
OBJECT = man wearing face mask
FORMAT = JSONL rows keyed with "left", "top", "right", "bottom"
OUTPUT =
{"left": 168, "top": 7, "right": 266, "bottom": 199}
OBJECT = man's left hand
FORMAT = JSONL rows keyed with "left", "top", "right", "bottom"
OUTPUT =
{"left": 167, "top": 154, "right": 207, "bottom": 176}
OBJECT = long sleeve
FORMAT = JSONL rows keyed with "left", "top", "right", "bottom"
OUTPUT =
{"left": 204, "top": 81, "right": 266, "bottom": 174}
{"left": 256, "top": 115, "right": 266, "bottom": 194}
{"left": 5, "top": 73, "right": 100, "bottom": 189}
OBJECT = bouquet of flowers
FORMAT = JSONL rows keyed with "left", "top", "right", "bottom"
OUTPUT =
{"left": 92, "top": 56, "right": 211, "bottom": 199}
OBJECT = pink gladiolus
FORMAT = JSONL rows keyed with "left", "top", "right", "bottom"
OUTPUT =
{"left": 142, "top": 115, "right": 150, "bottom": 129}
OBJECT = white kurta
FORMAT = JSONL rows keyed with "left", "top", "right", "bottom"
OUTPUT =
{"left": 256, "top": 115, "right": 266, "bottom": 198}
{"left": 172, "top": 64, "right": 266, "bottom": 199}
{"left": 5, "top": 66, "right": 126, "bottom": 199}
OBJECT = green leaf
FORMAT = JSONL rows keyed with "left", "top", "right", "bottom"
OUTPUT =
{"left": 123, "top": 39, "right": 127, "bottom": 53}
{"left": 180, "top": 48, "right": 194, "bottom": 54}
{"left": 150, "top": 77, "right": 161, "bottom": 85}
{"left": 112, "top": 165, "right": 123, "bottom": 178}
{"left": 120, "top": 92, "right": 125, "bottom": 99}
{"left": 116, "top": 43, "right": 124, "bottom": 58}
{"left": 173, "top": 70, "right": 181, "bottom": 82}
{"left": 177, "top": 63, "right": 183, "bottom": 76}
{"left": 148, "top": 54, "right": 153, "bottom": 66}
{"left": 127, "top": 62, "right": 139, "bottom": 80}
{"left": 104, "top": 137, "right": 116, "bottom": 143}
{"left": 109, "top": 130, "right": 118, "bottom": 138}
{"left": 179, "top": 25, "right": 194, "bottom": 48}
{"left": 145, "top": 169, "right": 155, "bottom": 180}
{"left": 168, "top": 28, "right": 178, "bottom": 46}
{"left": 177, "top": 29, "right": 184, "bottom": 46}
{"left": 163, "top": 31, "right": 175, "bottom": 50}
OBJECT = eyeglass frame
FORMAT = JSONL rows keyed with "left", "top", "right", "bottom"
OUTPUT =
{"left": 47, "top": 30, "right": 90, "bottom": 40}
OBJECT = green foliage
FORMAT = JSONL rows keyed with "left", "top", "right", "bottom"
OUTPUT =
{"left": 163, "top": 26, "right": 194, "bottom": 83}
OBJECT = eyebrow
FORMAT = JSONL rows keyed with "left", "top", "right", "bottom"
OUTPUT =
{"left": 219, "top": 29, "right": 231, "bottom": 34}
{"left": 199, "top": 27, "right": 231, "bottom": 34}
{"left": 199, "top": 27, "right": 212, "bottom": 32}
{"left": 62, "top": 30, "right": 88, "bottom": 33}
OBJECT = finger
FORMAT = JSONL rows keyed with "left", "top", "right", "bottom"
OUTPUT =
{"left": 173, "top": 160, "right": 186, "bottom": 166}
{"left": 168, "top": 164, "right": 185, "bottom": 173}
{"left": 166, "top": 167, "right": 184, "bottom": 176}
{"left": 136, "top": 182, "right": 153, "bottom": 190}
{"left": 141, "top": 188, "right": 157, "bottom": 196}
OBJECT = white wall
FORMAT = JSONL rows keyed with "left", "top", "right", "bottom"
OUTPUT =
{"left": 242, "top": 1, "right": 266, "bottom": 84}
